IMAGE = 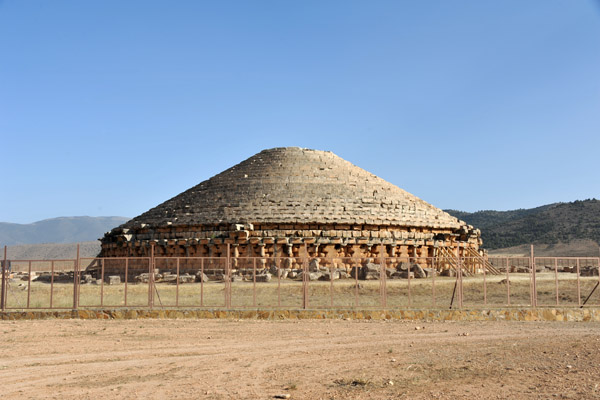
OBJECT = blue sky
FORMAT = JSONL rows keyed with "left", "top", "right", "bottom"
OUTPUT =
{"left": 1, "top": 1, "right": 599, "bottom": 224}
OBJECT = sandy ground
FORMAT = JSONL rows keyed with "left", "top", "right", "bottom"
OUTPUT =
{"left": 1, "top": 319, "right": 599, "bottom": 399}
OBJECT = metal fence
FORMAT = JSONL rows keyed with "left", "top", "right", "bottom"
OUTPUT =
{"left": 1, "top": 245, "right": 599, "bottom": 311}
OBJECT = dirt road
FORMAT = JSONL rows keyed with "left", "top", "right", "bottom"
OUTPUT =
{"left": 1, "top": 319, "right": 599, "bottom": 399}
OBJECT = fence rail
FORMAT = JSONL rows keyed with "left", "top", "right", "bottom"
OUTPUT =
{"left": 1, "top": 245, "right": 599, "bottom": 311}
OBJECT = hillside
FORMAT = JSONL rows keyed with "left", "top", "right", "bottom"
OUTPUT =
{"left": 446, "top": 199, "right": 600, "bottom": 251}
{"left": 2, "top": 201, "right": 600, "bottom": 258}
{"left": 6, "top": 241, "right": 101, "bottom": 260}
{"left": 0, "top": 216, "right": 130, "bottom": 246}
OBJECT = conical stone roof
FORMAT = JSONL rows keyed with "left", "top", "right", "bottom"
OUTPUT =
{"left": 120, "top": 147, "right": 463, "bottom": 230}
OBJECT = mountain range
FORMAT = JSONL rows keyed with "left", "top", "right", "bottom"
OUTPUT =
{"left": 445, "top": 199, "right": 600, "bottom": 254}
{"left": 0, "top": 216, "right": 130, "bottom": 246}
{"left": 1, "top": 199, "right": 599, "bottom": 258}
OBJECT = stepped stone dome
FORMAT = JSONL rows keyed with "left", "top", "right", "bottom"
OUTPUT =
{"left": 100, "top": 147, "right": 481, "bottom": 260}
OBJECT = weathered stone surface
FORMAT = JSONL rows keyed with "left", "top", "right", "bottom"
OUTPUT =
{"left": 397, "top": 262, "right": 412, "bottom": 271}
{"left": 396, "top": 262, "right": 426, "bottom": 278}
{"left": 319, "top": 269, "right": 340, "bottom": 281}
{"left": 338, "top": 270, "right": 350, "bottom": 279}
{"left": 98, "top": 147, "right": 481, "bottom": 268}
{"left": 580, "top": 266, "right": 599, "bottom": 276}
{"left": 135, "top": 273, "right": 150, "bottom": 283}
{"left": 297, "top": 271, "right": 322, "bottom": 281}
{"left": 440, "top": 269, "right": 456, "bottom": 277}
{"left": 309, "top": 258, "right": 320, "bottom": 272}
{"left": 269, "top": 265, "right": 279, "bottom": 275}
{"left": 396, "top": 270, "right": 414, "bottom": 279}
{"left": 361, "top": 263, "right": 381, "bottom": 280}
{"left": 106, "top": 275, "right": 121, "bottom": 285}
{"left": 195, "top": 272, "right": 210, "bottom": 283}
{"left": 412, "top": 264, "right": 427, "bottom": 279}
{"left": 108, "top": 148, "right": 466, "bottom": 231}
{"left": 423, "top": 268, "right": 436, "bottom": 277}
{"left": 279, "top": 269, "right": 290, "bottom": 279}
{"left": 178, "top": 273, "right": 196, "bottom": 283}
{"left": 34, "top": 272, "right": 74, "bottom": 283}
{"left": 255, "top": 272, "right": 272, "bottom": 282}
{"left": 389, "top": 271, "right": 403, "bottom": 279}
{"left": 161, "top": 273, "right": 178, "bottom": 283}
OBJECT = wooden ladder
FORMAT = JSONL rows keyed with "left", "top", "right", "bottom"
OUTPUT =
{"left": 435, "top": 247, "right": 473, "bottom": 276}
{"left": 463, "top": 247, "right": 501, "bottom": 275}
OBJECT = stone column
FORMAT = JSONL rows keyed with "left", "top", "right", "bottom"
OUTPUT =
{"left": 258, "top": 244, "right": 266, "bottom": 269}
{"left": 284, "top": 244, "right": 293, "bottom": 269}
{"left": 232, "top": 244, "right": 239, "bottom": 268}
{"left": 312, "top": 244, "right": 320, "bottom": 258}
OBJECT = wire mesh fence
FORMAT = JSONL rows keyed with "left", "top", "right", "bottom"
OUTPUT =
{"left": 1, "top": 247, "right": 599, "bottom": 311}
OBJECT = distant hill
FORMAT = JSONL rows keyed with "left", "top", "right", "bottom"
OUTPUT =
{"left": 6, "top": 241, "right": 101, "bottom": 260}
{"left": 0, "top": 216, "right": 130, "bottom": 246}
{"left": 445, "top": 199, "right": 600, "bottom": 251}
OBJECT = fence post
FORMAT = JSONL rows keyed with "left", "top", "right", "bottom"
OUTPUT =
{"left": 1, "top": 245, "right": 6, "bottom": 311}
{"left": 226, "top": 243, "right": 231, "bottom": 309}
{"left": 72, "top": 244, "right": 80, "bottom": 311}
{"left": 530, "top": 245, "right": 537, "bottom": 307}
{"left": 576, "top": 258, "right": 581, "bottom": 307}
{"left": 506, "top": 257, "right": 511, "bottom": 306}
{"left": 483, "top": 251, "right": 487, "bottom": 306}
{"left": 457, "top": 246, "right": 463, "bottom": 309}
{"left": 432, "top": 256, "right": 436, "bottom": 307}
{"left": 149, "top": 243, "right": 155, "bottom": 309}
{"left": 380, "top": 244, "right": 386, "bottom": 308}
{"left": 302, "top": 243, "right": 308, "bottom": 309}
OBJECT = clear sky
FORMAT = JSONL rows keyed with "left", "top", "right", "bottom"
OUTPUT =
{"left": 1, "top": 1, "right": 599, "bottom": 224}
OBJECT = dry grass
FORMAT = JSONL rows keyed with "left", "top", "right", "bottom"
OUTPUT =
{"left": 4, "top": 273, "right": 599, "bottom": 310}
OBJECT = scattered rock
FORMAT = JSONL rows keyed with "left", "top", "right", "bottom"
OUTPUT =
{"left": 580, "top": 266, "right": 599, "bottom": 277}
{"left": 297, "top": 271, "right": 322, "bottom": 281}
{"left": 33, "top": 272, "right": 74, "bottom": 283}
{"left": 411, "top": 264, "right": 427, "bottom": 279}
{"left": 195, "top": 271, "right": 210, "bottom": 283}
{"left": 361, "top": 263, "right": 381, "bottom": 280}
{"left": 309, "top": 258, "right": 320, "bottom": 272}
{"left": 279, "top": 269, "right": 289, "bottom": 279}
{"left": 319, "top": 269, "right": 340, "bottom": 281}
{"left": 338, "top": 270, "right": 350, "bottom": 279}
{"left": 135, "top": 273, "right": 150, "bottom": 283}
{"left": 397, "top": 270, "right": 414, "bottom": 279}
{"left": 256, "top": 272, "right": 272, "bottom": 282}
{"left": 423, "top": 267, "right": 436, "bottom": 277}
{"left": 440, "top": 269, "right": 456, "bottom": 277}
{"left": 161, "top": 273, "right": 178, "bottom": 283}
